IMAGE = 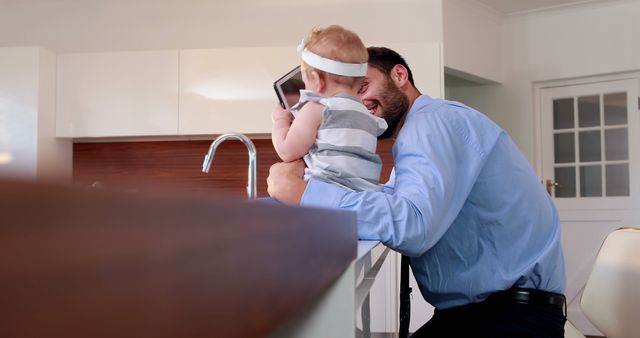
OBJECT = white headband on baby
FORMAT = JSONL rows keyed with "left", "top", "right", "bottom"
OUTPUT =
{"left": 297, "top": 40, "right": 367, "bottom": 77}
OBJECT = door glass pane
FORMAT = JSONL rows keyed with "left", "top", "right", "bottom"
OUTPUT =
{"left": 604, "top": 92, "right": 627, "bottom": 126}
{"left": 554, "top": 133, "right": 575, "bottom": 163}
{"left": 579, "top": 130, "right": 601, "bottom": 162}
{"left": 553, "top": 98, "right": 574, "bottom": 129}
{"left": 580, "top": 165, "right": 602, "bottom": 197}
{"left": 606, "top": 164, "right": 630, "bottom": 196}
{"left": 605, "top": 128, "right": 628, "bottom": 161}
{"left": 555, "top": 167, "right": 576, "bottom": 198}
{"left": 578, "top": 95, "right": 600, "bottom": 127}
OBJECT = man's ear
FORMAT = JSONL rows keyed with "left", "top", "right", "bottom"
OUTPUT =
{"left": 390, "top": 64, "right": 409, "bottom": 88}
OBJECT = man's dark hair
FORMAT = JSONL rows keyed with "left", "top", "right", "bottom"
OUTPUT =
{"left": 367, "top": 47, "right": 415, "bottom": 86}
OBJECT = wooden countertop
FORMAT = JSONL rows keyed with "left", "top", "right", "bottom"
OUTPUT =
{"left": 0, "top": 180, "right": 357, "bottom": 338}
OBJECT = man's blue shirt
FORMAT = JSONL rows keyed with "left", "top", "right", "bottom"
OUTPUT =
{"left": 301, "top": 95, "right": 565, "bottom": 309}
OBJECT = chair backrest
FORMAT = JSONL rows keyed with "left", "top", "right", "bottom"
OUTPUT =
{"left": 564, "top": 320, "right": 586, "bottom": 338}
{"left": 580, "top": 227, "right": 640, "bottom": 338}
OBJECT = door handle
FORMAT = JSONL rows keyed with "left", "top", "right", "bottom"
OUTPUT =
{"left": 546, "top": 179, "right": 559, "bottom": 195}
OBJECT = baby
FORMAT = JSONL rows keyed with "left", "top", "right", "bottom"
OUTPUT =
{"left": 271, "top": 25, "right": 387, "bottom": 191}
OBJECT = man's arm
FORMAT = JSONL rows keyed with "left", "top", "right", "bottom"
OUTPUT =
{"left": 267, "top": 160, "right": 308, "bottom": 205}
{"left": 294, "top": 108, "right": 490, "bottom": 257}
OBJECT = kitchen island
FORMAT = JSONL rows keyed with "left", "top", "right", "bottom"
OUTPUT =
{"left": 0, "top": 180, "right": 390, "bottom": 338}
{"left": 269, "top": 240, "right": 390, "bottom": 338}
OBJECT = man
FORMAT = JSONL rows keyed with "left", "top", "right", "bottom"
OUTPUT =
{"left": 268, "top": 47, "right": 566, "bottom": 337}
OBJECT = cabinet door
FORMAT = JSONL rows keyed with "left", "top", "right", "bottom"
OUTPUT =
{"left": 56, "top": 51, "right": 179, "bottom": 137}
{"left": 178, "top": 47, "right": 299, "bottom": 135}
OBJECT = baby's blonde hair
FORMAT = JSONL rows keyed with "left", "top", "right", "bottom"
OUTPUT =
{"left": 302, "top": 25, "right": 368, "bottom": 89}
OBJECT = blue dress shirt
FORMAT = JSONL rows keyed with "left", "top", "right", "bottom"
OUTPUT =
{"left": 301, "top": 95, "right": 565, "bottom": 309}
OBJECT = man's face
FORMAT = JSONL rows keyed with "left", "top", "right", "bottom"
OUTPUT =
{"left": 358, "top": 67, "right": 409, "bottom": 139}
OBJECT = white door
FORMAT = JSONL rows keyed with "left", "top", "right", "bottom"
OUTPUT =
{"left": 539, "top": 76, "right": 640, "bottom": 335}
{"left": 541, "top": 78, "right": 639, "bottom": 208}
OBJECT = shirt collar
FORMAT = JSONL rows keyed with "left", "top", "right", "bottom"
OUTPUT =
{"left": 406, "top": 94, "right": 433, "bottom": 119}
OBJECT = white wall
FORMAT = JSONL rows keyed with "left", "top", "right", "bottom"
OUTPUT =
{"left": 0, "top": 47, "right": 39, "bottom": 179}
{"left": 450, "top": 0, "right": 640, "bottom": 163}
{"left": 0, "top": 47, "right": 72, "bottom": 182}
{"left": 443, "top": 0, "right": 504, "bottom": 84}
{"left": 0, "top": 0, "right": 442, "bottom": 52}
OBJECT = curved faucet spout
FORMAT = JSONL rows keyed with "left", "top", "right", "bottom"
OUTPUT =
{"left": 202, "top": 133, "right": 257, "bottom": 200}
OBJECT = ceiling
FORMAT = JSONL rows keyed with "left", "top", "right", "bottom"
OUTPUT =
{"left": 0, "top": 0, "right": 620, "bottom": 18}
{"left": 475, "top": 0, "right": 608, "bottom": 15}
{"left": 0, "top": 0, "right": 613, "bottom": 14}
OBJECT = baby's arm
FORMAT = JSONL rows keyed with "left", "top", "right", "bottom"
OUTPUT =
{"left": 271, "top": 102, "right": 323, "bottom": 162}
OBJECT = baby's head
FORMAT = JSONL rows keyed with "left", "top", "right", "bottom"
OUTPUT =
{"left": 300, "top": 25, "right": 368, "bottom": 95}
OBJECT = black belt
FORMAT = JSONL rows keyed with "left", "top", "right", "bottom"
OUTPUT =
{"left": 492, "top": 287, "right": 566, "bottom": 311}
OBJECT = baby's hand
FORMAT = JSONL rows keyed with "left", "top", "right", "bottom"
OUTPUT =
{"left": 271, "top": 103, "right": 292, "bottom": 124}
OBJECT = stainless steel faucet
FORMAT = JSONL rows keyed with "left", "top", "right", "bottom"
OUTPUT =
{"left": 202, "top": 133, "right": 257, "bottom": 200}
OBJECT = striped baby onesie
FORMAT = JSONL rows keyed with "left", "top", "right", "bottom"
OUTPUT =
{"left": 291, "top": 90, "right": 388, "bottom": 191}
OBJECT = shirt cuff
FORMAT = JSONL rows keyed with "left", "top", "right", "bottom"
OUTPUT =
{"left": 301, "top": 179, "right": 345, "bottom": 209}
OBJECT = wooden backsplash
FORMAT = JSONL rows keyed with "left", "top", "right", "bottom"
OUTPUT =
{"left": 73, "top": 138, "right": 394, "bottom": 199}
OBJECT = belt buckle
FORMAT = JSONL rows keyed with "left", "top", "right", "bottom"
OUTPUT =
{"left": 512, "top": 290, "right": 531, "bottom": 304}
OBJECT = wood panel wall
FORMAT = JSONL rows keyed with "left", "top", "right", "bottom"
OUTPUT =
{"left": 73, "top": 139, "right": 394, "bottom": 199}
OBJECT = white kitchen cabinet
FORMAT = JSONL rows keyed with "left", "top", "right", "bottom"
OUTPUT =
{"left": 178, "top": 46, "right": 300, "bottom": 135}
{"left": 55, "top": 43, "right": 441, "bottom": 139}
{"left": 56, "top": 50, "right": 179, "bottom": 137}
{"left": 177, "top": 43, "right": 442, "bottom": 136}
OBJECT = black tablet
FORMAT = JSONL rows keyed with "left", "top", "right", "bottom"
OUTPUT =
{"left": 273, "top": 66, "right": 305, "bottom": 110}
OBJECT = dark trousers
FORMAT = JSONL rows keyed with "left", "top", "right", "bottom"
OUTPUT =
{"left": 411, "top": 289, "right": 566, "bottom": 338}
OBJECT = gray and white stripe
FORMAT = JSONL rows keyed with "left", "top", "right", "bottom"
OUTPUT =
{"left": 293, "top": 90, "right": 388, "bottom": 191}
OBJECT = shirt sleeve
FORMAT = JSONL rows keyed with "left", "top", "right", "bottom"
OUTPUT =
{"left": 302, "top": 105, "right": 494, "bottom": 257}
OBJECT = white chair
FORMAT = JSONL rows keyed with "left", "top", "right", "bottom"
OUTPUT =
{"left": 579, "top": 227, "right": 640, "bottom": 338}
{"left": 564, "top": 320, "right": 585, "bottom": 338}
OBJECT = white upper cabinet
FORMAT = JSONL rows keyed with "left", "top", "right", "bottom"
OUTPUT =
{"left": 54, "top": 43, "right": 442, "bottom": 138}
{"left": 56, "top": 50, "right": 179, "bottom": 137}
{"left": 178, "top": 46, "right": 299, "bottom": 135}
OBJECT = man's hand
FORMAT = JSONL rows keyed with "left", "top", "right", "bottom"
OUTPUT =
{"left": 267, "top": 160, "right": 307, "bottom": 205}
